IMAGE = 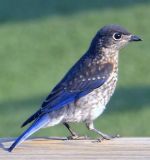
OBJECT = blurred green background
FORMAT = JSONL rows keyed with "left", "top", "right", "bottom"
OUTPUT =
{"left": 0, "top": 0, "right": 150, "bottom": 138}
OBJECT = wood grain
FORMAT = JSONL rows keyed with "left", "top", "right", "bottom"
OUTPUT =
{"left": 0, "top": 137, "right": 150, "bottom": 159}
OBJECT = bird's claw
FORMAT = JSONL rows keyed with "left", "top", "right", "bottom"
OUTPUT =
{"left": 96, "top": 134, "right": 120, "bottom": 142}
{"left": 96, "top": 137, "right": 104, "bottom": 142}
{"left": 103, "top": 133, "right": 120, "bottom": 140}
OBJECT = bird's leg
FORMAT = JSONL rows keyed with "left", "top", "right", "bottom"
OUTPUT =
{"left": 63, "top": 122, "right": 89, "bottom": 140}
{"left": 63, "top": 122, "right": 78, "bottom": 137}
{"left": 86, "top": 122, "right": 120, "bottom": 141}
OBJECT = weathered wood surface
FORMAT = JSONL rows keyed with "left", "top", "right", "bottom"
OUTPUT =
{"left": 0, "top": 137, "right": 150, "bottom": 159}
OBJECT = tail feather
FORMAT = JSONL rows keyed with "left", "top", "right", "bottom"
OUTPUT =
{"left": 8, "top": 114, "right": 49, "bottom": 152}
{"left": 21, "top": 110, "right": 42, "bottom": 128}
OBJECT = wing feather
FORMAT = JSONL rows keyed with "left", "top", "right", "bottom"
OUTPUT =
{"left": 22, "top": 55, "right": 113, "bottom": 127}
{"left": 41, "top": 62, "right": 113, "bottom": 113}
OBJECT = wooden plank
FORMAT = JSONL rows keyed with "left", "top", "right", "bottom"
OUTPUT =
{"left": 0, "top": 137, "right": 150, "bottom": 159}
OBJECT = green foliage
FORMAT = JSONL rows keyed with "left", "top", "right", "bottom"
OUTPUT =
{"left": 0, "top": 0, "right": 150, "bottom": 137}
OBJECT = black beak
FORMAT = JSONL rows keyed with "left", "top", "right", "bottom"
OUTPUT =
{"left": 130, "top": 35, "right": 142, "bottom": 42}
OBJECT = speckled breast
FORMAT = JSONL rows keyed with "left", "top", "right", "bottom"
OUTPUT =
{"left": 62, "top": 70, "right": 118, "bottom": 123}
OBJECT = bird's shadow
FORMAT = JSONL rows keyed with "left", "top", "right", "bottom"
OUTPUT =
{"left": 0, "top": 143, "right": 7, "bottom": 151}
{"left": 0, "top": 138, "right": 14, "bottom": 151}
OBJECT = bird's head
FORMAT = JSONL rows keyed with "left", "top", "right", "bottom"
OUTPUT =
{"left": 90, "top": 24, "right": 142, "bottom": 53}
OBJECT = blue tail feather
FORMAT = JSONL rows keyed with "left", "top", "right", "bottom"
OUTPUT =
{"left": 8, "top": 114, "right": 49, "bottom": 152}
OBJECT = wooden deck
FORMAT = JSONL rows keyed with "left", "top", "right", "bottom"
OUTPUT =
{"left": 0, "top": 137, "right": 150, "bottom": 159}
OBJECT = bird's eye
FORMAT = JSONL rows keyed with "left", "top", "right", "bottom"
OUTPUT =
{"left": 113, "top": 33, "right": 122, "bottom": 40}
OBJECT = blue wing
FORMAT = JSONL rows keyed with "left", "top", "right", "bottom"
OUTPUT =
{"left": 41, "top": 59, "right": 113, "bottom": 112}
{"left": 21, "top": 55, "right": 113, "bottom": 127}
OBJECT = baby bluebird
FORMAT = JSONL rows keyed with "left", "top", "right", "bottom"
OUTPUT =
{"left": 8, "top": 24, "right": 141, "bottom": 152}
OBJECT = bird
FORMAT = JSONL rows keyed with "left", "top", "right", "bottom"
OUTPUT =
{"left": 8, "top": 24, "right": 141, "bottom": 152}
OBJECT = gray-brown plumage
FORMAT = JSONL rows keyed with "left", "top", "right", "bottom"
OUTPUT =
{"left": 8, "top": 24, "right": 141, "bottom": 152}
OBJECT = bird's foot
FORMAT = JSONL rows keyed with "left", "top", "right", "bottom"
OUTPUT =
{"left": 67, "top": 135, "right": 90, "bottom": 140}
{"left": 97, "top": 134, "right": 120, "bottom": 142}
